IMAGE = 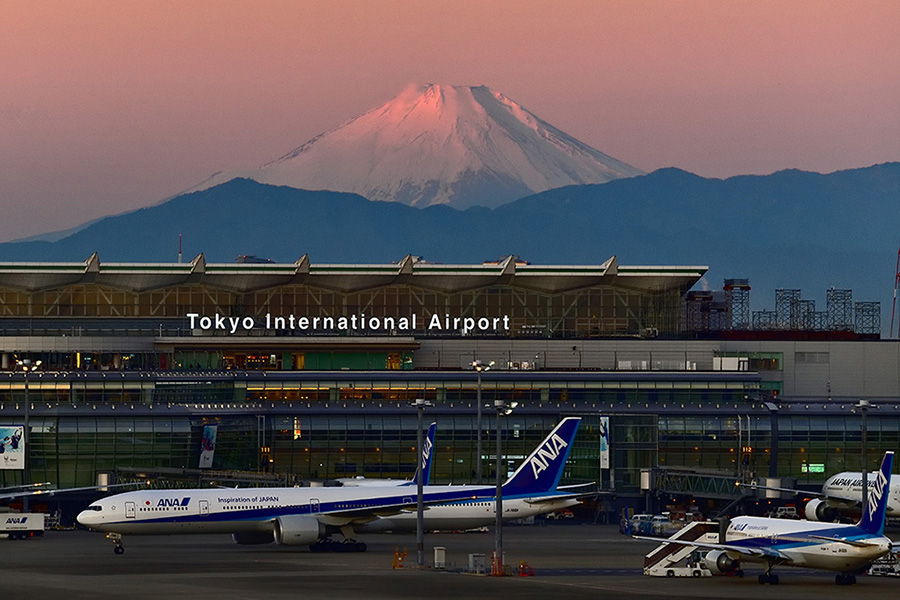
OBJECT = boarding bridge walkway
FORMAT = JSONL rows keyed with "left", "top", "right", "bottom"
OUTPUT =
{"left": 651, "top": 467, "right": 748, "bottom": 500}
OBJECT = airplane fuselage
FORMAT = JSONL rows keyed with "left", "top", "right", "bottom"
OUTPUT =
{"left": 724, "top": 515, "right": 892, "bottom": 572}
{"left": 78, "top": 483, "right": 579, "bottom": 536}
{"left": 822, "top": 472, "right": 900, "bottom": 514}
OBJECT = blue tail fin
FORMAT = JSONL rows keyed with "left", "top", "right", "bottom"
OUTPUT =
{"left": 858, "top": 451, "right": 894, "bottom": 536}
{"left": 501, "top": 417, "right": 581, "bottom": 497}
{"left": 403, "top": 422, "right": 436, "bottom": 486}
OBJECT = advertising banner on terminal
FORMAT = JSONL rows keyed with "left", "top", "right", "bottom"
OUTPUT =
{"left": 0, "top": 425, "right": 25, "bottom": 470}
{"left": 599, "top": 416, "right": 610, "bottom": 469}
{"left": 199, "top": 425, "right": 218, "bottom": 469}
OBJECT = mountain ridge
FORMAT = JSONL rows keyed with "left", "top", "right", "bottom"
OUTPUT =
{"left": 1, "top": 163, "right": 898, "bottom": 320}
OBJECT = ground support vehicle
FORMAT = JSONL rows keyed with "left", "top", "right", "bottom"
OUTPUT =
{"left": 1, "top": 513, "right": 45, "bottom": 540}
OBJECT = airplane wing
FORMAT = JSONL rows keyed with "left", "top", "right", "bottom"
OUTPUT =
{"left": 313, "top": 494, "right": 458, "bottom": 526}
{"left": 557, "top": 482, "right": 599, "bottom": 492}
{"left": 737, "top": 481, "right": 823, "bottom": 497}
{"left": 808, "top": 535, "right": 884, "bottom": 548}
{"left": 0, "top": 481, "right": 148, "bottom": 501}
{"left": 524, "top": 491, "right": 590, "bottom": 505}
{"left": 632, "top": 534, "right": 789, "bottom": 560}
{"left": 738, "top": 482, "right": 858, "bottom": 512}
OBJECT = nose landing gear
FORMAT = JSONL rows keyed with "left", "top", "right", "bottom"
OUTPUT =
{"left": 106, "top": 532, "right": 125, "bottom": 555}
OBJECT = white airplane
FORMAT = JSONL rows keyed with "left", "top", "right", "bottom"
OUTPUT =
{"left": 332, "top": 422, "right": 436, "bottom": 488}
{"left": 77, "top": 417, "right": 584, "bottom": 554}
{"left": 636, "top": 451, "right": 895, "bottom": 586}
{"left": 743, "top": 467, "right": 900, "bottom": 522}
{"left": 332, "top": 420, "right": 584, "bottom": 533}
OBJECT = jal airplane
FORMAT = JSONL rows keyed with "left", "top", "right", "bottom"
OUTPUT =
{"left": 743, "top": 466, "right": 900, "bottom": 522}
{"left": 637, "top": 451, "right": 895, "bottom": 586}
{"left": 78, "top": 417, "right": 583, "bottom": 554}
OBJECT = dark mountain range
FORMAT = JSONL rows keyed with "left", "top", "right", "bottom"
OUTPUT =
{"left": 1, "top": 163, "right": 898, "bottom": 315}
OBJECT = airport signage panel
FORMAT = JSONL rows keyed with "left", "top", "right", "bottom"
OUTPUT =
{"left": 599, "top": 416, "right": 610, "bottom": 469}
{"left": 186, "top": 312, "right": 511, "bottom": 335}
{"left": 0, "top": 425, "right": 25, "bottom": 470}
{"left": 199, "top": 425, "right": 217, "bottom": 469}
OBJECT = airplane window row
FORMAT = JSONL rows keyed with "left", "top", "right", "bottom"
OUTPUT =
{"left": 139, "top": 506, "right": 189, "bottom": 511}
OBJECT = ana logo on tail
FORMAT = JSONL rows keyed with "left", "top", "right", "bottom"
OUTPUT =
{"left": 529, "top": 433, "right": 569, "bottom": 478}
{"left": 421, "top": 436, "right": 433, "bottom": 469}
{"left": 868, "top": 468, "right": 889, "bottom": 522}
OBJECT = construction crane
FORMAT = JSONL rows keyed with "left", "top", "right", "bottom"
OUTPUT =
{"left": 892, "top": 246, "right": 900, "bottom": 338}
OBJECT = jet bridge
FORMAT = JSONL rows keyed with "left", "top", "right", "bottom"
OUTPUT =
{"left": 651, "top": 467, "right": 748, "bottom": 501}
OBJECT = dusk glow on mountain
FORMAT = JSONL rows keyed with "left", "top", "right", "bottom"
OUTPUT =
{"left": 191, "top": 84, "right": 644, "bottom": 209}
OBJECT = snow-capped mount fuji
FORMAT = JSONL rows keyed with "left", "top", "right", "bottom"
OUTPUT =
{"left": 192, "top": 84, "right": 644, "bottom": 209}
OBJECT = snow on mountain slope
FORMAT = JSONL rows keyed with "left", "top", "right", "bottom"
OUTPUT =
{"left": 193, "top": 84, "right": 644, "bottom": 209}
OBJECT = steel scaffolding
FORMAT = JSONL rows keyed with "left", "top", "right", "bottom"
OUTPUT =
{"left": 724, "top": 278, "right": 751, "bottom": 330}
{"left": 775, "top": 289, "right": 802, "bottom": 329}
{"left": 827, "top": 288, "right": 854, "bottom": 331}
{"left": 855, "top": 302, "right": 881, "bottom": 335}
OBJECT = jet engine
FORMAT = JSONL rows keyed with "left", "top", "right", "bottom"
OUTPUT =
{"left": 231, "top": 531, "right": 275, "bottom": 545}
{"left": 804, "top": 498, "right": 838, "bottom": 522}
{"left": 273, "top": 515, "right": 326, "bottom": 546}
{"left": 702, "top": 550, "right": 740, "bottom": 574}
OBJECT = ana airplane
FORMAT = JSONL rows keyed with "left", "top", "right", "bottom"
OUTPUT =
{"left": 333, "top": 422, "right": 436, "bottom": 488}
{"left": 336, "top": 420, "right": 584, "bottom": 532}
{"left": 78, "top": 417, "right": 583, "bottom": 554}
{"left": 744, "top": 467, "right": 900, "bottom": 522}
{"left": 636, "top": 451, "right": 895, "bottom": 586}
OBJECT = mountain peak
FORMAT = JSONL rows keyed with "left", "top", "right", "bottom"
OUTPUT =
{"left": 192, "top": 84, "right": 644, "bottom": 209}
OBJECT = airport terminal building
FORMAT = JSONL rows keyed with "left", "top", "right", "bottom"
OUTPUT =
{"left": 1, "top": 253, "right": 898, "bottom": 513}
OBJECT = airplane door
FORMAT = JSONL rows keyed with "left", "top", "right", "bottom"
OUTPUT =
{"left": 310, "top": 498, "right": 320, "bottom": 514}
{"left": 199, "top": 500, "right": 209, "bottom": 516}
{"left": 125, "top": 502, "right": 136, "bottom": 519}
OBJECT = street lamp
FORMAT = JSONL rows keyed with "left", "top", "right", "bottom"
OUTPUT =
{"left": 473, "top": 360, "right": 493, "bottom": 484}
{"left": 412, "top": 397, "right": 432, "bottom": 568}
{"left": 492, "top": 398, "right": 517, "bottom": 576}
{"left": 16, "top": 359, "right": 42, "bottom": 510}
{"left": 857, "top": 399, "right": 870, "bottom": 511}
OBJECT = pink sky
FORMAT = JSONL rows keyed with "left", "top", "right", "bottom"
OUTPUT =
{"left": 1, "top": 0, "right": 898, "bottom": 242}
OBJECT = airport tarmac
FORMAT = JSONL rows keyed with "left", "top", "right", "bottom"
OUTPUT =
{"left": 2, "top": 523, "right": 898, "bottom": 600}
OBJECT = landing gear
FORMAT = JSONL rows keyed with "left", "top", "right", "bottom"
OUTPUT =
{"left": 107, "top": 532, "right": 125, "bottom": 555}
{"left": 835, "top": 574, "right": 857, "bottom": 585}
{"left": 757, "top": 558, "right": 779, "bottom": 585}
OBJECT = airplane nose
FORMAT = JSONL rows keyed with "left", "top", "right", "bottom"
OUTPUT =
{"left": 77, "top": 509, "right": 96, "bottom": 527}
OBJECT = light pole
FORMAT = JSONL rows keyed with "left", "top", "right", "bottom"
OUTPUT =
{"left": 473, "top": 360, "right": 493, "bottom": 484}
{"left": 16, "top": 359, "right": 41, "bottom": 511}
{"left": 858, "top": 399, "right": 870, "bottom": 511}
{"left": 412, "top": 397, "right": 432, "bottom": 567}
{"left": 492, "top": 398, "right": 517, "bottom": 576}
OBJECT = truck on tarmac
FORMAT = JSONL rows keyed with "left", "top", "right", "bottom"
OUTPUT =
{"left": 1, "top": 513, "right": 45, "bottom": 540}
